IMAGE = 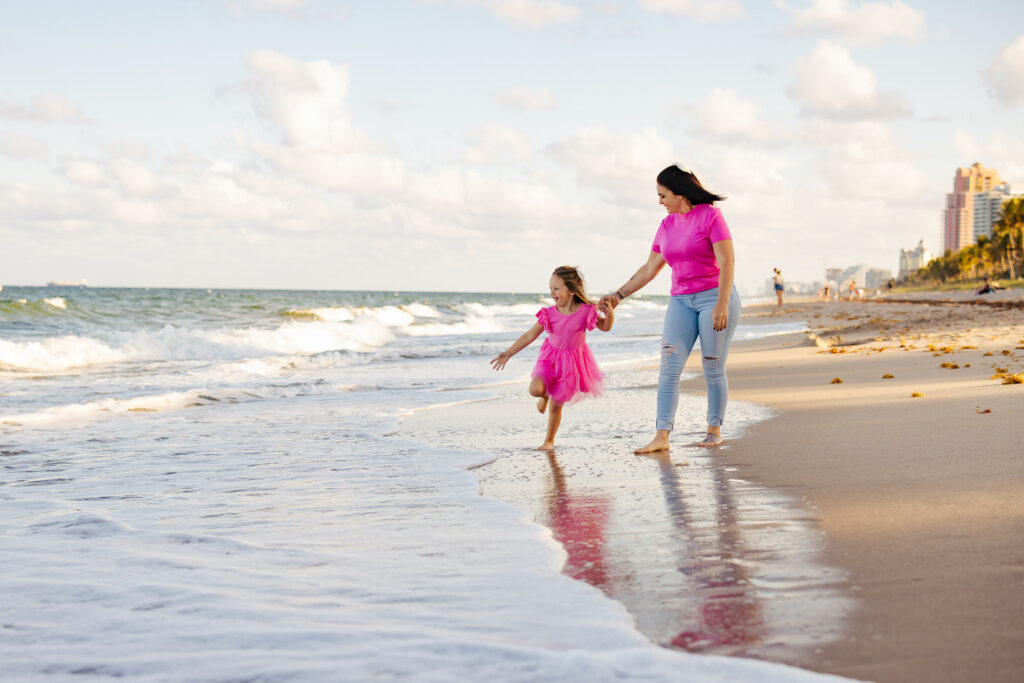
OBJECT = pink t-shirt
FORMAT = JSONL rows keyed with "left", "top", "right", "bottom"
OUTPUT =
{"left": 651, "top": 204, "right": 732, "bottom": 295}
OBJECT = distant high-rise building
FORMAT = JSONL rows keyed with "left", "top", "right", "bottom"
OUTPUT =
{"left": 944, "top": 163, "right": 1002, "bottom": 253}
{"left": 899, "top": 239, "right": 932, "bottom": 279}
{"left": 973, "top": 182, "right": 1021, "bottom": 241}
{"left": 837, "top": 264, "right": 865, "bottom": 291}
{"left": 824, "top": 268, "right": 842, "bottom": 285}
{"left": 866, "top": 268, "right": 893, "bottom": 290}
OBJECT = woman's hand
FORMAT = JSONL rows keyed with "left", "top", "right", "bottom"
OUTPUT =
{"left": 490, "top": 351, "right": 511, "bottom": 371}
{"left": 598, "top": 294, "right": 621, "bottom": 311}
{"left": 712, "top": 301, "right": 729, "bottom": 331}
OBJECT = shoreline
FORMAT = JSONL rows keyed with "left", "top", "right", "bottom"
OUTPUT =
{"left": 718, "top": 297, "right": 1024, "bottom": 682}
{"left": 398, "top": 291, "right": 1023, "bottom": 682}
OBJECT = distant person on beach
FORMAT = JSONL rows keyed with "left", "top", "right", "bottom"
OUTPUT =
{"left": 599, "top": 164, "right": 741, "bottom": 452}
{"left": 490, "top": 266, "right": 614, "bottom": 450}
{"left": 772, "top": 268, "right": 783, "bottom": 307}
{"left": 977, "top": 279, "right": 1002, "bottom": 295}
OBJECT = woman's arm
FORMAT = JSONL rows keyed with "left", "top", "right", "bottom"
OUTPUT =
{"left": 711, "top": 239, "right": 735, "bottom": 331}
{"left": 490, "top": 322, "right": 544, "bottom": 370}
{"left": 602, "top": 251, "right": 667, "bottom": 310}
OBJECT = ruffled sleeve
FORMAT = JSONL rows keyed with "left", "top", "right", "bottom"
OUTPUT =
{"left": 585, "top": 304, "right": 599, "bottom": 331}
{"left": 536, "top": 307, "right": 551, "bottom": 332}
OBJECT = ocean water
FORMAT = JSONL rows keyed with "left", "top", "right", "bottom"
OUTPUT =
{"left": 0, "top": 286, "right": 839, "bottom": 682}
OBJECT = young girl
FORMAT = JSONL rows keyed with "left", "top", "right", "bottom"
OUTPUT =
{"left": 490, "top": 266, "right": 614, "bottom": 450}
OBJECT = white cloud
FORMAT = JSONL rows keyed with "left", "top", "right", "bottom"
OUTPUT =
{"left": 779, "top": 0, "right": 925, "bottom": 45}
{"left": 59, "top": 160, "right": 108, "bottom": 187}
{"left": 0, "top": 133, "right": 46, "bottom": 160}
{"left": 424, "top": 0, "right": 580, "bottom": 28}
{"left": 462, "top": 125, "right": 536, "bottom": 165}
{"left": 239, "top": 51, "right": 407, "bottom": 196}
{"left": 638, "top": 0, "right": 746, "bottom": 21}
{"left": 802, "top": 120, "right": 924, "bottom": 200}
{"left": 951, "top": 130, "right": 1024, "bottom": 183}
{"left": 486, "top": 0, "right": 580, "bottom": 27}
{"left": 1, "top": 96, "right": 90, "bottom": 124}
{"left": 983, "top": 35, "right": 1024, "bottom": 108}
{"left": 788, "top": 40, "right": 911, "bottom": 120}
{"left": 245, "top": 50, "right": 366, "bottom": 151}
{"left": 547, "top": 125, "right": 676, "bottom": 206}
{"left": 494, "top": 87, "right": 557, "bottom": 111}
{"left": 691, "top": 88, "right": 778, "bottom": 143}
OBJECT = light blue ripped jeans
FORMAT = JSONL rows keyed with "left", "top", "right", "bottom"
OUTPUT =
{"left": 656, "top": 286, "right": 742, "bottom": 431}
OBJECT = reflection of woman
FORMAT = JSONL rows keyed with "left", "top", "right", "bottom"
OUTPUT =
{"left": 600, "top": 165, "right": 741, "bottom": 451}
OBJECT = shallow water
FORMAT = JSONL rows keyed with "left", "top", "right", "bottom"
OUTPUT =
{"left": 400, "top": 369, "right": 853, "bottom": 667}
{"left": 1, "top": 286, "right": 838, "bottom": 681}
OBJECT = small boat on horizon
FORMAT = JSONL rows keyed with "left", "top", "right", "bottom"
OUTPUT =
{"left": 46, "top": 279, "right": 89, "bottom": 288}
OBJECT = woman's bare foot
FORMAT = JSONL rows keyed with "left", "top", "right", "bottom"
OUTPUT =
{"left": 634, "top": 433, "right": 670, "bottom": 454}
{"left": 537, "top": 396, "right": 548, "bottom": 413}
{"left": 698, "top": 432, "right": 723, "bottom": 448}
{"left": 537, "top": 441, "right": 555, "bottom": 451}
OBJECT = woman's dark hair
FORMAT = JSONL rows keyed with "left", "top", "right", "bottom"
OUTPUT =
{"left": 552, "top": 266, "right": 593, "bottom": 305}
{"left": 656, "top": 165, "right": 725, "bottom": 205}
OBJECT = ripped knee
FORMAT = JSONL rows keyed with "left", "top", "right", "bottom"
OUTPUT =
{"left": 661, "top": 339, "right": 677, "bottom": 357}
{"left": 702, "top": 354, "right": 724, "bottom": 376}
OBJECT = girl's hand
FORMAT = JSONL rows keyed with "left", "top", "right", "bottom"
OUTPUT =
{"left": 599, "top": 294, "right": 620, "bottom": 311}
{"left": 712, "top": 302, "right": 729, "bottom": 331}
{"left": 490, "top": 352, "right": 511, "bottom": 371}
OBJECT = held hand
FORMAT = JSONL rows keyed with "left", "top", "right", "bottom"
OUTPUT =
{"left": 599, "top": 294, "right": 620, "bottom": 311}
{"left": 490, "top": 351, "right": 511, "bottom": 371}
{"left": 712, "top": 302, "right": 729, "bottom": 331}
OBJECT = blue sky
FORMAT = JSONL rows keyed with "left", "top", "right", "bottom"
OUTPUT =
{"left": 2, "top": 0, "right": 1022, "bottom": 295}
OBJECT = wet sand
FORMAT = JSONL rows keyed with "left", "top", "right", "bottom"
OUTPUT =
{"left": 723, "top": 295, "right": 1024, "bottom": 682}
{"left": 399, "top": 290, "right": 1024, "bottom": 682}
{"left": 401, "top": 367, "right": 855, "bottom": 667}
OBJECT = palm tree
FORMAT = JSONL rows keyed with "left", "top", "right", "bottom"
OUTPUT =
{"left": 994, "top": 198, "right": 1024, "bottom": 280}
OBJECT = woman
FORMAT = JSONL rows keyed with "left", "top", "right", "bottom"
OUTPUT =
{"left": 600, "top": 165, "right": 741, "bottom": 452}
{"left": 773, "top": 268, "right": 783, "bottom": 307}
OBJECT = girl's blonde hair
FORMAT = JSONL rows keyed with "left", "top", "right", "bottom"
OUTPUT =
{"left": 552, "top": 266, "right": 593, "bottom": 305}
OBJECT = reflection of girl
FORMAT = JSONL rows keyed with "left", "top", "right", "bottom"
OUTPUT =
{"left": 543, "top": 452, "right": 611, "bottom": 589}
{"left": 601, "top": 165, "right": 741, "bottom": 451}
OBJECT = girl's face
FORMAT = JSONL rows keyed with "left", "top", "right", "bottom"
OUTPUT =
{"left": 657, "top": 184, "right": 691, "bottom": 214}
{"left": 549, "top": 275, "right": 571, "bottom": 308}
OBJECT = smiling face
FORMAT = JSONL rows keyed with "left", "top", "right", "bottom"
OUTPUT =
{"left": 657, "top": 183, "right": 691, "bottom": 214}
{"left": 549, "top": 274, "right": 571, "bottom": 308}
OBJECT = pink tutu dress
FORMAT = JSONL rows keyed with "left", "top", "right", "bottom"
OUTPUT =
{"left": 532, "top": 303, "right": 605, "bottom": 405}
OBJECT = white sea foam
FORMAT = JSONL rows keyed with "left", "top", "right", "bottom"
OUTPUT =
{"left": 401, "top": 302, "right": 442, "bottom": 318}
{"left": 0, "top": 320, "right": 396, "bottom": 372}
{"left": 453, "top": 302, "right": 541, "bottom": 317}
{"left": 43, "top": 297, "right": 67, "bottom": 309}
{"left": 404, "top": 316, "right": 504, "bottom": 336}
{"left": 0, "top": 393, "right": 850, "bottom": 682}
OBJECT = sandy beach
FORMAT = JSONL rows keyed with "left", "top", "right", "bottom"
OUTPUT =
{"left": 724, "top": 292, "right": 1024, "bottom": 682}
{"left": 400, "top": 289, "right": 1024, "bottom": 683}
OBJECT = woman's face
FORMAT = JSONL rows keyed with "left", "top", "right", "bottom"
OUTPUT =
{"left": 549, "top": 275, "right": 571, "bottom": 307}
{"left": 657, "top": 184, "right": 689, "bottom": 214}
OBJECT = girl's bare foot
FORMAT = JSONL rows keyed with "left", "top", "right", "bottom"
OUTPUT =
{"left": 537, "top": 396, "right": 548, "bottom": 413}
{"left": 537, "top": 441, "right": 555, "bottom": 451}
{"left": 634, "top": 435, "right": 670, "bottom": 454}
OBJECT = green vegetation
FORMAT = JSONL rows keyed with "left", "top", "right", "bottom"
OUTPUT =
{"left": 906, "top": 197, "right": 1024, "bottom": 286}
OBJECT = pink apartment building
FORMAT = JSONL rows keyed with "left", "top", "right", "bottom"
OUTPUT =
{"left": 943, "top": 163, "right": 1001, "bottom": 253}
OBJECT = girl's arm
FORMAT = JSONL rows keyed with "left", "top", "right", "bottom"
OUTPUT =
{"left": 596, "top": 303, "right": 614, "bottom": 332}
{"left": 490, "top": 322, "right": 544, "bottom": 370}
{"left": 601, "top": 250, "right": 667, "bottom": 310}
{"left": 711, "top": 239, "right": 735, "bottom": 331}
